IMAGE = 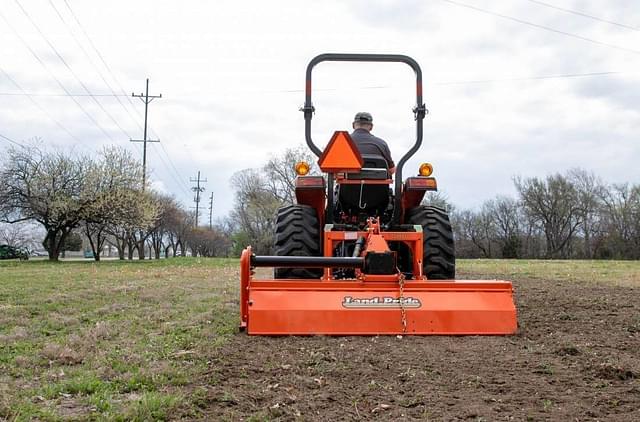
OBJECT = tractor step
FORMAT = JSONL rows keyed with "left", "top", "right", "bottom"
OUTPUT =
{"left": 242, "top": 279, "right": 517, "bottom": 335}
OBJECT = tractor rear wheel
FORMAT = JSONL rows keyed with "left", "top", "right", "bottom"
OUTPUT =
{"left": 406, "top": 205, "right": 456, "bottom": 279}
{"left": 274, "top": 204, "right": 323, "bottom": 279}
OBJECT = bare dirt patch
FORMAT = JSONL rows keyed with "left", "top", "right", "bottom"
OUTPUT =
{"left": 197, "top": 274, "right": 640, "bottom": 420}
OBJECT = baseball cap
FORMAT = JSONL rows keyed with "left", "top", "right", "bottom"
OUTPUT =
{"left": 353, "top": 112, "right": 373, "bottom": 123}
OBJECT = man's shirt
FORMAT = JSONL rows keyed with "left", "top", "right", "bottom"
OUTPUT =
{"left": 350, "top": 128, "right": 395, "bottom": 168}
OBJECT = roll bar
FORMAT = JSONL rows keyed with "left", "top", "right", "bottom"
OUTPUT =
{"left": 301, "top": 53, "right": 427, "bottom": 225}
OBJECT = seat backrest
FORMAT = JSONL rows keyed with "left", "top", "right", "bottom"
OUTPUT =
{"left": 345, "top": 154, "right": 390, "bottom": 180}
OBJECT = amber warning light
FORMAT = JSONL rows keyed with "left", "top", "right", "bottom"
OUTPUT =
{"left": 419, "top": 163, "right": 433, "bottom": 177}
{"left": 295, "top": 161, "right": 310, "bottom": 176}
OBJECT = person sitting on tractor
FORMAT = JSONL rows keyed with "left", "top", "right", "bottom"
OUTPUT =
{"left": 351, "top": 112, "right": 395, "bottom": 174}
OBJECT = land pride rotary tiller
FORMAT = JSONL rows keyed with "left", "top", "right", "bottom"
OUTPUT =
{"left": 239, "top": 53, "right": 517, "bottom": 335}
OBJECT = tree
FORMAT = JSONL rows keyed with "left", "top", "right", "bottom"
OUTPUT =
{"left": 263, "top": 146, "right": 317, "bottom": 205}
{"left": 514, "top": 173, "right": 583, "bottom": 258}
{"left": 82, "top": 147, "right": 155, "bottom": 261}
{"left": 452, "top": 209, "right": 494, "bottom": 258}
{"left": 229, "top": 147, "right": 320, "bottom": 255}
{"left": 599, "top": 183, "right": 640, "bottom": 259}
{"left": 568, "top": 168, "right": 605, "bottom": 258}
{"left": 484, "top": 196, "right": 522, "bottom": 258}
{"left": 421, "top": 191, "right": 453, "bottom": 212}
{"left": 186, "top": 226, "right": 232, "bottom": 257}
{"left": 229, "top": 169, "right": 281, "bottom": 254}
{"left": 0, "top": 222, "right": 40, "bottom": 250}
{"left": 147, "top": 194, "right": 183, "bottom": 260}
{"left": 43, "top": 231, "right": 82, "bottom": 257}
{"left": 156, "top": 197, "right": 185, "bottom": 257}
{"left": 102, "top": 190, "right": 160, "bottom": 260}
{"left": 0, "top": 146, "right": 93, "bottom": 260}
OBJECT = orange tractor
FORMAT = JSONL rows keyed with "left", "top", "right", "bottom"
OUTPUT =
{"left": 240, "top": 53, "right": 517, "bottom": 335}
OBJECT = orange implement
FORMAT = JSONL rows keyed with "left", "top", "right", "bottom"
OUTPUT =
{"left": 239, "top": 249, "right": 518, "bottom": 336}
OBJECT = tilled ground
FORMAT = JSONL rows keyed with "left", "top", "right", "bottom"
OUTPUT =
{"left": 198, "top": 272, "right": 640, "bottom": 421}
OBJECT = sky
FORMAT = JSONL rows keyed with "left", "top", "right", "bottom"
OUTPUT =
{"left": 1, "top": 0, "right": 639, "bottom": 222}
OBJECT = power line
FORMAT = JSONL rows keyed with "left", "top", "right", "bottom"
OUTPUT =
{"left": 58, "top": 0, "right": 193, "bottom": 197}
{"left": 0, "top": 92, "right": 130, "bottom": 97}
{"left": 438, "top": 0, "right": 640, "bottom": 55}
{"left": 0, "top": 8, "right": 116, "bottom": 143}
{"left": 147, "top": 145, "right": 192, "bottom": 198}
{"left": 0, "top": 68, "right": 628, "bottom": 97}
{"left": 3, "top": 2, "right": 200, "bottom": 208}
{"left": 14, "top": 0, "right": 131, "bottom": 140}
{"left": 0, "top": 67, "right": 84, "bottom": 143}
{"left": 157, "top": 141, "right": 193, "bottom": 195}
{"left": 0, "top": 132, "right": 27, "bottom": 149}
{"left": 523, "top": 0, "right": 640, "bottom": 32}
{"left": 59, "top": 0, "right": 196, "bottom": 204}
{"left": 435, "top": 71, "right": 621, "bottom": 85}
{"left": 48, "top": 0, "right": 144, "bottom": 134}
{"left": 61, "top": 0, "right": 145, "bottom": 130}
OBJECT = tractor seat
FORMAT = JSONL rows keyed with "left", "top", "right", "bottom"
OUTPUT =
{"left": 345, "top": 154, "right": 390, "bottom": 180}
{"left": 337, "top": 155, "right": 391, "bottom": 216}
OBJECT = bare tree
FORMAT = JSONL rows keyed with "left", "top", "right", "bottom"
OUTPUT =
{"left": 230, "top": 169, "right": 282, "bottom": 254}
{"left": 0, "top": 222, "right": 41, "bottom": 250}
{"left": 229, "top": 146, "right": 328, "bottom": 255}
{"left": 600, "top": 183, "right": 640, "bottom": 259}
{"left": 568, "top": 168, "right": 606, "bottom": 258}
{"left": 187, "top": 226, "right": 232, "bottom": 257}
{"left": 452, "top": 209, "right": 494, "bottom": 258}
{"left": 515, "top": 173, "right": 583, "bottom": 258}
{"left": 263, "top": 146, "right": 317, "bottom": 205}
{"left": 159, "top": 199, "right": 183, "bottom": 257}
{"left": 421, "top": 191, "right": 453, "bottom": 212}
{"left": 148, "top": 194, "right": 186, "bottom": 259}
{"left": 485, "top": 196, "right": 523, "bottom": 258}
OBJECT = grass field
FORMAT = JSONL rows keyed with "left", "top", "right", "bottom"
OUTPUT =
{"left": 0, "top": 258, "right": 238, "bottom": 421}
{"left": 1, "top": 258, "right": 638, "bottom": 420}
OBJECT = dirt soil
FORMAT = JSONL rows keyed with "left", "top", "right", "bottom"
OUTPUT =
{"left": 197, "top": 272, "right": 640, "bottom": 421}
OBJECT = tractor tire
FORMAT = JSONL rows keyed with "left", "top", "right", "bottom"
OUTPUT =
{"left": 273, "top": 204, "right": 323, "bottom": 279}
{"left": 406, "top": 205, "right": 456, "bottom": 279}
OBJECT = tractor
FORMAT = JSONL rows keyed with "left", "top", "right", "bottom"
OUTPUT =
{"left": 239, "top": 53, "right": 517, "bottom": 335}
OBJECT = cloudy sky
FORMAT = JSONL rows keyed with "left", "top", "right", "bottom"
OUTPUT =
{"left": 1, "top": 0, "right": 638, "bottom": 221}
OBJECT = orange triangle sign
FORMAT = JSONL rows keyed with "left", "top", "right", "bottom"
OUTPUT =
{"left": 318, "top": 131, "right": 364, "bottom": 173}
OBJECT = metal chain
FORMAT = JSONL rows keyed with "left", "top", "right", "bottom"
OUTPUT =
{"left": 398, "top": 271, "right": 407, "bottom": 334}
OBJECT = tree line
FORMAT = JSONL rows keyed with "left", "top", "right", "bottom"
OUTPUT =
{"left": 0, "top": 145, "right": 231, "bottom": 260}
{"left": 2, "top": 143, "right": 638, "bottom": 261}
{"left": 451, "top": 169, "right": 640, "bottom": 259}
{"left": 229, "top": 151, "right": 640, "bottom": 260}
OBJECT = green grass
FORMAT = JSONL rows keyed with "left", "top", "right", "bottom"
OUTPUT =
{"left": 458, "top": 259, "right": 640, "bottom": 287}
{"left": 0, "top": 257, "right": 638, "bottom": 420}
{"left": 0, "top": 257, "right": 237, "bottom": 421}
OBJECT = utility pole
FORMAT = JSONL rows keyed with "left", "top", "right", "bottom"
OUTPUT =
{"left": 130, "top": 78, "right": 161, "bottom": 188}
{"left": 208, "top": 192, "right": 214, "bottom": 229}
{"left": 190, "top": 171, "right": 206, "bottom": 227}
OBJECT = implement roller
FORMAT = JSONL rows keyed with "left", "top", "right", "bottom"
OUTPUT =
{"left": 239, "top": 53, "right": 517, "bottom": 335}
